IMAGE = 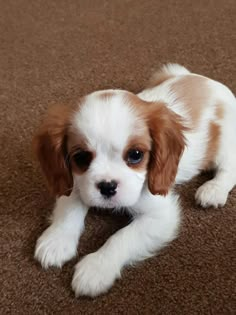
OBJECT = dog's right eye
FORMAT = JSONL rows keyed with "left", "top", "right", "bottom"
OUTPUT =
{"left": 73, "top": 150, "right": 93, "bottom": 171}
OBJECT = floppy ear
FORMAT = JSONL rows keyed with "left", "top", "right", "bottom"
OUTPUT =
{"left": 147, "top": 103, "right": 187, "bottom": 195}
{"left": 33, "top": 104, "right": 73, "bottom": 197}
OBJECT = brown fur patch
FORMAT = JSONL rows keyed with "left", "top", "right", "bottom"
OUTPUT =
{"left": 201, "top": 122, "right": 221, "bottom": 170}
{"left": 146, "top": 104, "right": 187, "bottom": 195}
{"left": 126, "top": 94, "right": 187, "bottom": 195}
{"left": 171, "top": 75, "right": 210, "bottom": 128}
{"left": 201, "top": 103, "right": 223, "bottom": 170}
{"left": 33, "top": 103, "right": 78, "bottom": 196}
{"left": 215, "top": 103, "right": 224, "bottom": 120}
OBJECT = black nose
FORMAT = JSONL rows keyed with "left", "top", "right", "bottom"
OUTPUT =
{"left": 97, "top": 180, "right": 118, "bottom": 198}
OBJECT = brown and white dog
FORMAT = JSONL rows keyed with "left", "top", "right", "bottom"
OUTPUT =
{"left": 34, "top": 64, "right": 236, "bottom": 297}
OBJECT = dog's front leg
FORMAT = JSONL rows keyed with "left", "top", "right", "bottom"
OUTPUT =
{"left": 72, "top": 191, "right": 180, "bottom": 297}
{"left": 35, "top": 191, "right": 88, "bottom": 268}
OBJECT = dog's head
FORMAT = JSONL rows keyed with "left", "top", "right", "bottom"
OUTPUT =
{"left": 34, "top": 90, "right": 185, "bottom": 208}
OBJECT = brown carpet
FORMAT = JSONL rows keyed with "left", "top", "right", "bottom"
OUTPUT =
{"left": 1, "top": 0, "right": 235, "bottom": 314}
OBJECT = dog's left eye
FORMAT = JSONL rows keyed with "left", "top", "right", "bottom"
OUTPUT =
{"left": 127, "top": 149, "right": 144, "bottom": 165}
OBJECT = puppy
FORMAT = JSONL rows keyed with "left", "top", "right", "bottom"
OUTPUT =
{"left": 34, "top": 64, "right": 236, "bottom": 297}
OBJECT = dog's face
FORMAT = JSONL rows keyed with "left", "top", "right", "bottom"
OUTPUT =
{"left": 34, "top": 90, "right": 186, "bottom": 208}
{"left": 68, "top": 91, "right": 151, "bottom": 208}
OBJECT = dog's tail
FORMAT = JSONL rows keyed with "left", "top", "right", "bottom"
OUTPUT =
{"left": 148, "top": 63, "right": 190, "bottom": 87}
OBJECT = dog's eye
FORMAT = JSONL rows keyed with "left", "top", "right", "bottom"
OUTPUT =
{"left": 73, "top": 151, "right": 93, "bottom": 171}
{"left": 127, "top": 149, "right": 144, "bottom": 165}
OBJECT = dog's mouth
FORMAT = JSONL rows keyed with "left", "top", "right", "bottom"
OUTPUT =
{"left": 92, "top": 193, "right": 125, "bottom": 209}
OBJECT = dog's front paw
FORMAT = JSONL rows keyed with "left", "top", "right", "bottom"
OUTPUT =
{"left": 195, "top": 180, "right": 228, "bottom": 208}
{"left": 35, "top": 225, "right": 78, "bottom": 268}
{"left": 72, "top": 253, "right": 120, "bottom": 297}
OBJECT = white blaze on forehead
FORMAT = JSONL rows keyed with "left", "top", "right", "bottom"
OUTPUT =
{"left": 73, "top": 90, "right": 146, "bottom": 151}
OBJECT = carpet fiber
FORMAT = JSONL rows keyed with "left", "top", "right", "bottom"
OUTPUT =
{"left": 1, "top": 1, "right": 235, "bottom": 314}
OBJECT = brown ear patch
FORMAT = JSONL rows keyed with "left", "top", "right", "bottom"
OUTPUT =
{"left": 33, "top": 103, "right": 77, "bottom": 196}
{"left": 125, "top": 93, "right": 187, "bottom": 195}
{"left": 146, "top": 103, "right": 187, "bottom": 195}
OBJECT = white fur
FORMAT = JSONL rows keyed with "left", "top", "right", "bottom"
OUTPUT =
{"left": 35, "top": 64, "right": 236, "bottom": 297}
{"left": 149, "top": 63, "right": 190, "bottom": 85}
{"left": 35, "top": 192, "right": 88, "bottom": 268}
{"left": 72, "top": 190, "right": 180, "bottom": 296}
{"left": 72, "top": 91, "right": 148, "bottom": 209}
